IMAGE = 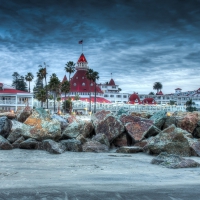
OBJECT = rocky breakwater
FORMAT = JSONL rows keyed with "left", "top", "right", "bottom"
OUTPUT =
{"left": 1, "top": 108, "right": 200, "bottom": 168}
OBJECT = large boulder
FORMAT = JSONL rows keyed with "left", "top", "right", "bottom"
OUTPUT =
{"left": 62, "top": 120, "right": 94, "bottom": 139}
{"left": 92, "top": 134, "right": 110, "bottom": 147}
{"left": 82, "top": 140, "right": 109, "bottom": 153}
{"left": 0, "top": 112, "right": 16, "bottom": 119}
{"left": 16, "top": 106, "right": 32, "bottom": 123}
{"left": 0, "top": 116, "right": 12, "bottom": 138}
{"left": 91, "top": 110, "right": 112, "bottom": 127}
{"left": 131, "top": 112, "right": 152, "bottom": 119}
{"left": 184, "top": 137, "right": 200, "bottom": 157}
{"left": 149, "top": 110, "right": 167, "bottom": 129}
{"left": 112, "top": 132, "right": 128, "bottom": 147}
{"left": 116, "top": 146, "right": 143, "bottom": 153}
{"left": 143, "top": 125, "right": 191, "bottom": 156}
{"left": 42, "top": 139, "right": 66, "bottom": 154}
{"left": 12, "top": 136, "right": 25, "bottom": 148}
{"left": 172, "top": 111, "right": 198, "bottom": 133}
{"left": 0, "top": 135, "right": 13, "bottom": 150}
{"left": 193, "top": 127, "right": 200, "bottom": 138}
{"left": 151, "top": 152, "right": 200, "bottom": 169}
{"left": 51, "top": 114, "right": 68, "bottom": 130}
{"left": 95, "top": 116, "right": 124, "bottom": 142}
{"left": 24, "top": 108, "right": 61, "bottom": 141}
{"left": 7, "top": 128, "right": 22, "bottom": 143}
{"left": 162, "top": 116, "right": 176, "bottom": 130}
{"left": 60, "top": 139, "right": 82, "bottom": 152}
{"left": 19, "top": 138, "right": 40, "bottom": 149}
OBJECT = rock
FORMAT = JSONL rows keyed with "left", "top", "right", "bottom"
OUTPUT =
{"left": 66, "top": 115, "right": 79, "bottom": 124}
{"left": 123, "top": 116, "right": 154, "bottom": 142}
{"left": 120, "top": 115, "right": 153, "bottom": 125}
{"left": 184, "top": 137, "right": 200, "bottom": 157}
{"left": 143, "top": 125, "right": 161, "bottom": 138}
{"left": 62, "top": 120, "right": 94, "bottom": 139}
{"left": 116, "top": 108, "right": 128, "bottom": 116}
{"left": 151, "top": 152, "right": 200, "bottom": 169}
{"left": 92, "top": 134, "right": 110, "bottom": 147}
{"left": 112, "top": 132, "right": 128, "bottom": 147}
{"left": 173, "top": 111, "right": 198, "bottom": 133}
{"left": 134, "top": 140, "right": 148, "bottom": 148}
{"left": 0, "top": 112, "right": 16, "bottom": 119}
{"left": 12, "top": 136, "right": 25, "bottom": 148}
{"left": 51, "top": 114, "right": 68, "bottom": 130}
{"left": 0, "top": 116, "right": 12, "bottom": 138}
{"left": 7, "top": 128, "right": 22, "bottom": 143}
{"left": 91, "top": 110, "right": 112, "bottom": 127}
{"left": 150, "top": 110, "right": 167, "bottom": 129}
{"left": 76, "top": 134, "right": 87, "bottom": 144}
{"left": 193, "top": 127, "right": 200, "bottom": 138}
{"left": 116, "top": 146, "right": 143, "bottom": 153}
{"left": 24, "top": 108, "right": 61, "bottom": 141}
{"left": 82, "top": 140, "right": 109, "bottom": 153}
{"left": 131, "top": 112, "right": 152, "bottom": 119}
{"left": 0, "top": 135, "right": 13, "bottom": 150}
{"left": 162, "top": 116, "right": 176, "bottom": 130}
{"left": 143, "top": 125, "right": 191, "bottom": 156}
{"left": 60, "top": 139, "right": 82, "bottom": 152}
{"left": 19, "top": 138, "right": 40, "bottom": 149}
{"left": 16, "top": 106, "right": 32, "bottom": 123}
{"left": 95, "top": 116, "right": 124, "bottom": 142}
{"left": 42, "top": 139, "right": 66, "bottom": 154}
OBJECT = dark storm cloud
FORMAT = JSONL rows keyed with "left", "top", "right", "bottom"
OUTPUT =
{"left": 0, "top": 0, "right": 200, "bottom": 93}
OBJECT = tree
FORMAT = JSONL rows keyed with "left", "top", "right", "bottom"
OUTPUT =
{"left": 12, "top": 72, "right": 20, "bottom": 89}
{"left": 36, "top": 88, "right": 47, "bottom": 108}
{"left": 62, "top": 99, "right": 72, "bottom": 113}
{"left": 12, "top": 72, "right": 28, "bottom": 91}
{"left": 92, "top": 71, "right": 99, "bottom": 113}
{"left": 37, "top": 63, "right": 48, "bottom": 108}
{"left": 25, "top": 72, "right": 34, "bottom": 93}
{"left": 186, "top": 99, "right": 197, "bottom": 112}
{"left": 48, "top": 73, "right": 61, "bottom": 112}
{"left": 153, "top": 82, "right": 163, "bottom": 93}
{"left": 169, "top": 100, "right": 176, "bottom": 105}
{"left": 118, "top": 88, "right": 122, "bottom": 92}
{"left": 33, "top": 78, "right": 43, "bottom": 98}
{"left": 149, "top": 92, "right": 155, "bottom": 95}
{"left": 86, "top": 68, "right": 94, "bottom": 112}
{"left": 61, "top": 80, "right": 70, "bottom": 112}
{"left": 65, "top": 61, "right": 75, "bottom": 97}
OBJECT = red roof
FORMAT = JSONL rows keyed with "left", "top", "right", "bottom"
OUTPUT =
{"left": 156, "top": 90, "right": 163, "bottom": 95}
{"left": 62, "top": 75, "right": 68, "bottom": 83}
{"left": 0, "top": 88, "right": 29, "bottom": 94}
{"left": 129, "top": 93, "right": 140, "bottom": 104}
{"left": 142, "top": 98, "right": 156, "bottom": 105}
{"left": 175, "top": 88, "right": 182, "bottom": 90}
{"left": 77, "top": 53, "right": 87, "bottom": 63}
{"left": 69, "top": 70, "right": 103, "bottom": 93}
{"left": 62, "top": 97, "right": 111, "bottom": 103}
{"left": 108, "top": 78, "right": 115, "bottom": 86}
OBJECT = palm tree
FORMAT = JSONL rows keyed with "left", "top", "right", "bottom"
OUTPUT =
{"left": 37, "top": 64, "right": 48, "bottom": 108}
{"left": 61, "top": 80, "right": 70, "bottom": 112}
{"left": 149, "top": 92, "right": 155, "bottom": 95}
{"left": 36, "top": 88, "right": 47, "bottom": 108}
{"left": 25, "top": 72, "right": 34, "bottom": 93}
{"left": 65, "top": 61, "right": 75, "bottom": 97}
{"left": 92, "top": 71, "right": 99, "bottom": 113}
{"left": 186, "top": 99, "right": 197, "bottom": 112}
{"left": 86, "top": 68, "right": 94, "bottom": 112}
{"left": 48, "top": 73, "right": 61, "bottom": 112}
{"left": 153, "top": 82, "right": 162, "bottom": 94}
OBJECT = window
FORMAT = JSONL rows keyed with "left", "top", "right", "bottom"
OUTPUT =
{"left": 104, "top": 94, "right": 108, "bottom": 97}
{"left": 76, "top": 77, "right": 78, "bottom": 79}
{"left": 91, "top": 83, "right": 93, "bottom": 86}
{"left": 82, "top": 77, "right": 84, "bottom": 79}
{"left": 110, "top": 95, "right": 114, "bottom": 97}
{"left": 117, "top": 95, "right": 121, "bottom": 98}
{"left": 112, "top": 86, "right": 116, "bottom": 88}
{"left": 82, "top": 83, "right": 85, "bottom": 86}
{"left": 74, "top": 83, "right": 76, "bottom": 86}
{"left": 123, "top": 95, "right": 127, "bottom": 98}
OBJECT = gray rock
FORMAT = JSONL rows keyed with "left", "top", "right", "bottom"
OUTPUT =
{"left": 7, "top": 128, "right": 22, "bottom": 143}
{"left": 116, "top": 146, "right": 143, "bottom": 153}
{"left": 163, "top": 116, "right": 176, "bottom": 130}
{"left": 92, "top": 134, "right": 110, "bottom": 147}
{"left": 51, "top": 114, "right": 68, "bottom": 130}
{"left": 0, "top": 116, "right": 12, "bottom": 138}
{"left": 19, "top": 138, "right": 40, "bottom": 149}
{"left": 42, "top": 139, "right": 66, "bottom": 154}
{"left": 0, "top": 135, "right": 13, "bottom": 150}
{"left": 151, "top": 152, "right": 200, "bottom": 168}
{"left": 150, "top": 110, "right": 167, "bottom": 129}
{"left": 193, "top": 127, "right": 200, "bottom": 138}
{"left": 60, "top": 139, "right": 82, "bottom": 152}
{"left": 12, "top": 136, "right": 25, "bottom": 148}
{"left": 82, "top": 140, "right": 109, "bottom": 153}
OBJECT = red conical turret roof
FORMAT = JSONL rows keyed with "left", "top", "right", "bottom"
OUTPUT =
{"left": 62, "top": 75, "right": 68, "bottom": 83}
{"left": 108, "top": 78, "right": 115, "bottom": 86}
{"left": 77, "top": 53, "right": 87, "bottom": 63}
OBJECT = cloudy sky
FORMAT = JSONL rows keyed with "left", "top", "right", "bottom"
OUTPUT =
{"left": 0, "top": 0, "right": 200, "bottom": 94}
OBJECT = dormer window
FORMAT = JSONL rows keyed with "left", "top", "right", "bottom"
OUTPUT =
{"left": 82, "top": 83, "right": 85, "bottom": 86}
{"left": 76, "top": 77, "right": 78, "bottom": 79}
{"left": 74, "top": 83, "right": 76, "bottom": 86}
{"left": 91, "top": 83, "right": 93, "bottom": 86}
{"left": 82, "top": 77, "right": 84, "bottom": 79}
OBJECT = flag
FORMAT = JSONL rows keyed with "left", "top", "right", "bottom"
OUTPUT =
{"left": 79, "top": 40, "right": 83, "bottom": 44}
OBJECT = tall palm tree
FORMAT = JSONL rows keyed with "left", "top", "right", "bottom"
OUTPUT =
{"left": 48, "top": 73, "right": 61, "bottom": 112}
{"left": 65, "top": 61, "right": 75, "bottom": 97}
{"left": 86, "top": 68, "right": 94, "bottom": 112}
{"left": 36, "top": 88, "right": 47, "bottom": 108}
{"left": 153, "top": 82, "right": 162, "bottom": 94}
{"left": 61, "top": 80, "right": 70, "bottom": 112}
{"left": 25, "top": 72, "right": 34, "bottom": 93}
{"left": 37, "top": 64, "right": 48, "bottom": 108}
{"left": 92, "top": 71, "right": 99, "bottom": 113}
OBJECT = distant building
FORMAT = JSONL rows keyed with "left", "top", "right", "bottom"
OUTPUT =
{"left": 0, "top": 83, "right": 34, "bottom": 111}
